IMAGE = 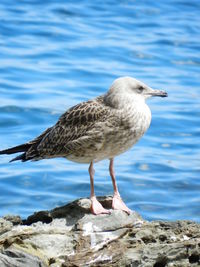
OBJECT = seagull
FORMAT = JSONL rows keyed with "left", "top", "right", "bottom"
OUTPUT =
{"left": 0, "top": 77, "right": 167, "bottom": 215}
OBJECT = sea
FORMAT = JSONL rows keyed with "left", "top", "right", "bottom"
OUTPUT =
{"left": 0, "top": 0, "right": 200, "bottom": 222}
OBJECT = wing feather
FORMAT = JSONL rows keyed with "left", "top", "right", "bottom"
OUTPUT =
{"left": 25, "top": 96, "right": 110, "bottom": 160}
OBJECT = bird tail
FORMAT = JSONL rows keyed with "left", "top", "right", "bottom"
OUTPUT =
{"left": 0, "top": 127, "right": 52, "bottom": 163}
{"left": 0, "top": 143, "right": 31, "bottom": 162}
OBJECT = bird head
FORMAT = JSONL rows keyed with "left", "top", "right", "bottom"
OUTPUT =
{"left": 105, "top": 76, "right": 167, "bottom": 108}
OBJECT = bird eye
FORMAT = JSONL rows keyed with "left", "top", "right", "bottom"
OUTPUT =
{"left": 137, "top": 86, "right": 144, "bottom": 93}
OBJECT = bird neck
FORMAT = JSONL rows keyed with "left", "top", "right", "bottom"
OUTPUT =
{"left": 104, "top": 92, "right": 146, "bottom": 110}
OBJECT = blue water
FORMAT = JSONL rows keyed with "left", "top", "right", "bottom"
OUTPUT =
{"left": 0, "top": 0, "right": 200, "bottom": 222}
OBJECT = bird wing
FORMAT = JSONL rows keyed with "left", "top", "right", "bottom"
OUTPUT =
{"left": 25, "top": 96, "right": 111, "bottom": 160}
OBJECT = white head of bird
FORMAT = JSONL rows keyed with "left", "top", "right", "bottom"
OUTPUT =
{"left": 105, "top": 76, "right": 167, "bottom": 109}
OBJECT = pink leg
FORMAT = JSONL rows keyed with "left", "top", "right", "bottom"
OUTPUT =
{"left": 109, "top": 158, "right": 131, "bottom": 214}
{"left": 89, "top": 161, "right": 110, "bottom": 215}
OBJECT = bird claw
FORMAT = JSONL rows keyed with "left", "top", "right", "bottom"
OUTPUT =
{"left": 112, "top": 193, "right": 131, "bottom": 215}
{"left": 90, "top": 196, "right": 110, "bottom": 215}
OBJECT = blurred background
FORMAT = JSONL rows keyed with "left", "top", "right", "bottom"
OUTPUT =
{"left": 0, "top": 0, "right": 199, "bottom": 221}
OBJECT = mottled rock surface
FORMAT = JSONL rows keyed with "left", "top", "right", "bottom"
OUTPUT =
{"left": 0, "top": 196, "right": 200, "bottom": 267}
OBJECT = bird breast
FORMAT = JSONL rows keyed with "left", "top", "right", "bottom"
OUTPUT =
{"left": 95, "top": 101, "right": 152, "bottom": 161}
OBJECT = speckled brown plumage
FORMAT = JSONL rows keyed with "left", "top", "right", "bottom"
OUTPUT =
{"left": 27, "top": 96, "right": 112, "bottom": 162}
{"left": 23, "top": 93, "right": 143, "bottom": 163}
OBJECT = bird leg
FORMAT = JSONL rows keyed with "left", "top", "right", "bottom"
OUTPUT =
{"left": 89, "top": 161, "right": 110, "bottom": 215}
{"left": 109, "top": 158, "right": 131, "bottom": 214}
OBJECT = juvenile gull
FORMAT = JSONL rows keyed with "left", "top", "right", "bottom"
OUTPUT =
{"left": 0, "top": 77, "right": 167, "bottom": 215}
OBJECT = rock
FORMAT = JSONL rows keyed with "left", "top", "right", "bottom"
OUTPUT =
{"left": 0, "top": 218, "right": 13, "bottom": 235}
{"left": 0, "top": 196, "right": 200, "bottom": 267}
{"left": 3, "top": 215, "right": 22, "bottom": 226}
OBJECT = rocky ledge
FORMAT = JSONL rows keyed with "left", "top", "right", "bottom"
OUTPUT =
{"left": 0, "top": 196, "right": 200, "bottom": 267}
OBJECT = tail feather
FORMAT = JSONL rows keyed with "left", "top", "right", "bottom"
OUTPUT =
{"left": 0, "top": 143, "right": 32, "bottom": 162}
{"left": 0, "top": 127, "right": 52, "bottom": 162}
{"left": 9, "top": 153, "right": 26, "bottom": 162}
{"left": 0, "top": 143, "right": 31, "bottom": 155}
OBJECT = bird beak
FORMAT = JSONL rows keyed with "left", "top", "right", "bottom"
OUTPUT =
{"left": 147, "top": 88, "right": 168, "bottom": 98}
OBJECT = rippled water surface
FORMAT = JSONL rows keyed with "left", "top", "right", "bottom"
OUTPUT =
{"left": 0, "top": 0, "right": 200, "bottom": 221}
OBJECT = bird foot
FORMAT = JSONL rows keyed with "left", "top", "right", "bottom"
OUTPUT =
{"left": 112, "top": 193, "right": 131, "bottom": 215}
{"left": 90, "top": 196, "right": 110, "bottom": 215}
